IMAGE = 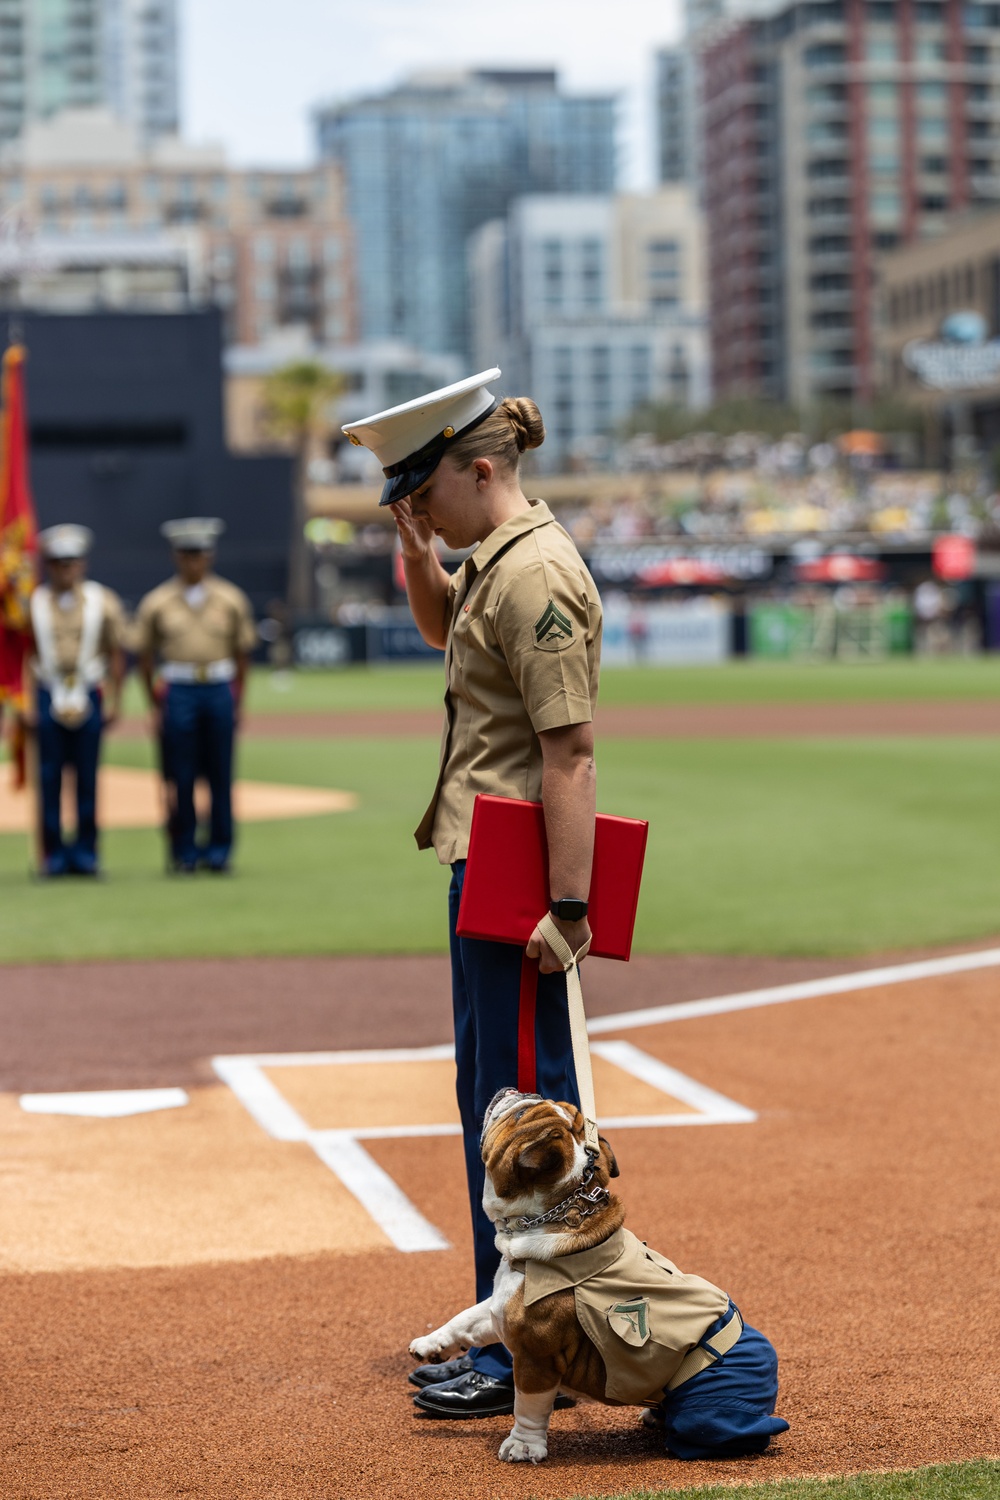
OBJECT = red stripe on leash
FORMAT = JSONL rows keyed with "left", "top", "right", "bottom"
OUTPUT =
{"left": 517, "top": 953, "right": 538, "bottom": 1093}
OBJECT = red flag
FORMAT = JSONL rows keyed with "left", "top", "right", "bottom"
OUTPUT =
{"left": 0, "top": 345, "right": 38, "bottom": 780}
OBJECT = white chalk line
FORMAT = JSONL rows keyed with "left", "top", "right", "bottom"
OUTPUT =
{"left": 212, "top": 1041, "right": 754, "bottom": 1252}
{"left": 213, "top": 944, "right": 998, "bottom": 1253}
{"left": 587, "top": 944, "right": 1000, "bottom": 1034}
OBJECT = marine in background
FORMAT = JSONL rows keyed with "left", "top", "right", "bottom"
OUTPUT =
{"left": 27, "top": 524, "right": 126, "bottom": 878}
{"left": 134, "top": 518, "right": 256, "bottom": 875}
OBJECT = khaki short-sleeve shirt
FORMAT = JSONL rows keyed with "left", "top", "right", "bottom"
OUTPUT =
{"left": 134, "top": 574, "right": 257, "bottom": 664}
{"left": 416, "top": 500, "right": 602, "bottom": 864}
{"left": 524, "top": 1227, "right": 730, "bottom": 1406}
{"left": 31, "top": 582, "right": 126, "bottom": 678}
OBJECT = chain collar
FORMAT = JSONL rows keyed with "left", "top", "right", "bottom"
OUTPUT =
{"left": 494, "top": 1153, "right": 609, "bottom": 1235}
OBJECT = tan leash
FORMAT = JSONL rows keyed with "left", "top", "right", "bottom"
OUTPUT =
{"left": 537, "top": 912, "right": 599, "bottom": 1156}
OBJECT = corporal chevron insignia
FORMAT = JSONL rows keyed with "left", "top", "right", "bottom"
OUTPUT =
{"left": 534, "top": 598, "right": 574, "bottom": 647}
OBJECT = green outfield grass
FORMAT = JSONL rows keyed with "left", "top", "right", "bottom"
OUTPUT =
{"left": 116, "top": 655, "right": 1000, "bottom": 720}
{"left": 586, "top": 1460, "right": 1000, "bottom": 1500}
{"left": 1, "top": 730, "right": 998, "bottom": 963}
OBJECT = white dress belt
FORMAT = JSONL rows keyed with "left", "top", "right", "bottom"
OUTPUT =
{"left": 159, "top": 658, "right": 236, "bottom": 684}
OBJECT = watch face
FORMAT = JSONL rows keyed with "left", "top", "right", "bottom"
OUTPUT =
{"left": 554, "top": 898, "right": 587, "bottom": 922}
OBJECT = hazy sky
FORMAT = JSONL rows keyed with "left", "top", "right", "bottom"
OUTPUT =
{"left": 182, "top": 0, "right": 682, "bottom": 186}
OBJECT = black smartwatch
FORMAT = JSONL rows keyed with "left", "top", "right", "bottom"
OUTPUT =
{"left": 550, "top": 897, "right": 589, "bottom": 922}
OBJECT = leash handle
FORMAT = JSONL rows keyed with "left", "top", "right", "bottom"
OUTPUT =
{"left": 537, "top": 913, "right": 599, "bottom": 1155}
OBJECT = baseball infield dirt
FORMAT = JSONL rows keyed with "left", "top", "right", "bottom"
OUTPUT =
{"left": 0, "top": 951, "right": 997, "bottom": 1498}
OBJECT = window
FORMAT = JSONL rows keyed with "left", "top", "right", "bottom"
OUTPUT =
{"left": 920, "top": 155, "right": 948, "bottom": 173}
{"left": 917, "top": 116, "right": 949, "bottom": 140}
{"left": 915, "top": 39, "right": 948, "bottom": 61}
{"left": 647, "top": 239, "right": 680, "bottom": 281}
{"left": 868, "top": 81, "right": 899, "bottom": 107}
{"left": 808, "top": 120, "right": 848, "bottom": 144}
{"left": 871, "top": 189, "right": 902, "bottom": 220}
{"left": 810, "top": 234, "right": 851, "bottom": 252}
{"left": 870, "top": 151, "right": 900, "bottom": 174}
{"left": 868, "top": 116, "right": 900, "bottom": 140}
{"left": 255, "top": 277, "right": 275, "bottom": 301}
{"left": 323, "top": 236, "right": 342, "bottom": 264}
{"left": 287, "top": 237, "right": 311, "bottom": 270}
{"left": 866, "top": 38, "right": 898, "bottom": 62}
{"left": 808, "top": 157, "right": 848, "bottom": 178}
{"left": 807, "top": 83, "right": 847, "bottom": 105}
{"left": 253, "top": 237, "right": 274, "bottom": 263}
{"left": 804, "top": 43, "right": 846, "bottom": 66}
{"left": 917, "top": 80, "right": 948, "bottom": 103}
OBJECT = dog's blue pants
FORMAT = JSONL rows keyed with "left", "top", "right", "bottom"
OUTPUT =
{"left": 658, "top": 1308, "right": 790, "bottom": 1460}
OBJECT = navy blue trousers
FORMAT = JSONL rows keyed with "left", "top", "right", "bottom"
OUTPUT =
{"left": 161, "top": 681, "right": 235, "bottom": 869}
{"left": 37, "top": 686, "right": 103, "bottom": 874}
{"left": 449, "top": 860, "right": 580, "bottom": 1380}
{"left": 658, "top": 1306, "right": 790, "bottom": 1460}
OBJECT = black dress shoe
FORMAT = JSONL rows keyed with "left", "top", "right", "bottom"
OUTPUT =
{"left": 409, "top": 1353, "right": 474, "bottom": 1388}
{"left": 413, "top": 1369, "right": 576, "bottom": 1420}
{"left": 413, "top": 1370, "right": 516, "bottom": 1419}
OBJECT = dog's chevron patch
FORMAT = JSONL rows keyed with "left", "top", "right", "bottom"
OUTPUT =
{"left": 608, "top": 1297, "right": 651, "bottom": 1347}
{"left": 534, "top": 599, "right": 573, "bottom": 647}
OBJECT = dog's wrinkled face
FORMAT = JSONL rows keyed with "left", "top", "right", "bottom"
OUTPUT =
{"left": 480, "top": 1089, "right": 619, "bottom": 1221}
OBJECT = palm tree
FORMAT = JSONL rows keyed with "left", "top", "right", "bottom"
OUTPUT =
{"left": 262, "top": 359, "right": 343, "bottom": 614}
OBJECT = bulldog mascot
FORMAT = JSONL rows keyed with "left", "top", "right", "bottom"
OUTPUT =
{"left": 411, "top": 1089, "right": 789, "bottom": 1465}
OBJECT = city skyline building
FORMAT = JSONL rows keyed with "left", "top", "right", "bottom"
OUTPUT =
{"left": 0, "top": 110, "right": 356, "bottom": 348}
{"left": 0, "top": 0, "right": 179, "bottom": 145}
{"left": 315, "top": 68, "right": 617, "bottom": 359}
{"left": 469, "top": 188, "right": 709, "bottom": 471}
{"left": 656, "top": 48, "right": 697, "bottom": 184}
{"left": 700, "top": 0, "right": 1000, "bottom": 409}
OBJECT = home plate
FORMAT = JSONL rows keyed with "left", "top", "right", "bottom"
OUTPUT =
{"left": 0, "top": 766, "right": 357, "bottom": 833}
{"left": 19, "top": 1088, "right": 190, "bottom": 1118}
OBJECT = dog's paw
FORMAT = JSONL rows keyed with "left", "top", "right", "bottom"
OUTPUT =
{"left": 498, "top": 1436, "right": 547, "bottom": 1464}
{"left": 409, "top": 1337, "right": 447, "bottom": 1362}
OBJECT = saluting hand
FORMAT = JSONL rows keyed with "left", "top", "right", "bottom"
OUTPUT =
{"left": 390, "top": 497, "right": 435, "bottom": 561}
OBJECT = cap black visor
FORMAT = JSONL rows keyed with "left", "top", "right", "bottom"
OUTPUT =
{"left": 379, "top": 452, "right": 443, "bottom": 507}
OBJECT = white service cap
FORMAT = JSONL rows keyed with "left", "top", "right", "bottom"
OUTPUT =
{"left": 342, "top": 367, "right": 502, "bottom": 506}
{"left": 160, "top": 517, "right": 225, "bottom": 550}
{"left": 38, "top": 524, "right": 94, "bottom": 560}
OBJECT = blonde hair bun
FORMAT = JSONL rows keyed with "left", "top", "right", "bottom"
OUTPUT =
{"left": 500, "top": 396, "right": 545, "bottom": 453}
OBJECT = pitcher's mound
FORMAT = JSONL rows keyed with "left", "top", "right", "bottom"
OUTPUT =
{"left": 0, "top": 766, "right": 356, "bottom": 833}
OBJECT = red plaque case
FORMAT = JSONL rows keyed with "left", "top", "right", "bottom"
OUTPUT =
{"left": 456, "top": 794, "right": 648, "bottom": 962}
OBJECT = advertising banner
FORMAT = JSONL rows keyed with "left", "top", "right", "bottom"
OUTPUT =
{"left": 602, "top": 598, "right": 731, "bottom": 666}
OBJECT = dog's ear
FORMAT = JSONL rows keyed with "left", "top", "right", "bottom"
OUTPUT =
{"left": 599, "top": 1134, "right": 620, "bottom": 1178}
{"left": 517, "top": 1127, "right": 564, "bottom": 1176}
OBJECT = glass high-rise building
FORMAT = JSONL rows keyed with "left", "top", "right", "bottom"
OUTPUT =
{"left": 316, "top": 69, "right": 617, "bottom": 358}
{"left": 0, "top": 0, "right": 179, "bottom": 145}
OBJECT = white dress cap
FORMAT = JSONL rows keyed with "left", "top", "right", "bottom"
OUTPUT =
{"left": 342, "top": 367, "right": 502, "bottom": 506}
{"left": 38, "top": 524, "right": 94, "bottom": 560}
{"left": 160, "top": 517, "right": 225, "bottom": 550}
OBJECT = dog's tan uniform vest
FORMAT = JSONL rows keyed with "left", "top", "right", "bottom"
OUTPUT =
{"left": 524, "top": 1227, "right": 730, "bottom": 1406}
